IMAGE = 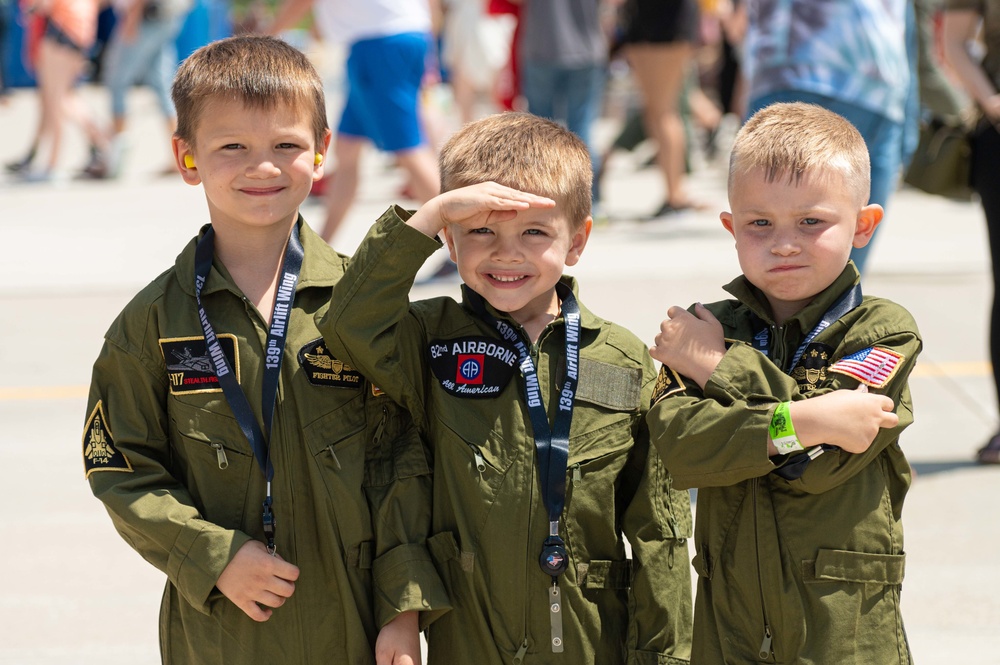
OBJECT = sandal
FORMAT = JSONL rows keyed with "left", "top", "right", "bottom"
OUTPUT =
{"left": 975, "top": 433, "right": 1000, "bottom": 464}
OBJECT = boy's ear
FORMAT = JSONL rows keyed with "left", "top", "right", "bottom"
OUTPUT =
{"left": 720, "top": 211, "right": 736, "bottom": 238}
{"left": 442, "top": 224, "right": 458, "bottom": 263}
{"left": 564, "top": 217, "right": 593, "bottom": 267}
{"left": 314, "top": 129, "right": 333, "bottom": 181}
{"left": 852, "top": 203, "right": 884, "bottom": 248}
{"left": 172, "top": 136, "right": 201, "bottom": 186}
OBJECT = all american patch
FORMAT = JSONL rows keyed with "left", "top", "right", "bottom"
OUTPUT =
{"left": 159, "top": 335, "right": 239, "bottom": 395}
{"left": 428, "top": 336, "right": 518, "bottom": 398}
{"left": 83, "top": 400, "right": 133, "bottom": 477}
{"left": 829, "top": 346, "right": 903, "bottom": 389}
{"left": 298, "top": 338, "right": 364, "bottom": 388}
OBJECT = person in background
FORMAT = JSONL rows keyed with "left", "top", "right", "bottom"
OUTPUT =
{"left": 943, "top": 1, "right": 1000, "bottom": 463}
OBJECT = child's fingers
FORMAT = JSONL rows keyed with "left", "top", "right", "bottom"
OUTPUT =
{"left": 665, "top": 305, "right": 690, "bottom": 320}
{"left": 855, "top": 383, "right": 868, "bottom": 393}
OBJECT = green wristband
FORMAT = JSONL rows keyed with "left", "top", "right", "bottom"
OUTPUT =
{"left": 769, "top": 402, "right": 804, "bottom": 455}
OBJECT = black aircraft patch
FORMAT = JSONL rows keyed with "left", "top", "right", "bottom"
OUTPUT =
{"left": 790, "top": 343, "right": 834, "bottom": 391}
{"left": 83, "top": 400, "right": 133, "bottom": 478}
{"left": 428, "top": 336, "right": 518, "bottom": 398}
{"left": 650, "top": 365, "right": 687, "bottom": 406}
{"left": 298, "top": 338, "right": 364, "bottom": 388}
{"left": 160, "top": 335, "right": 239, "bottom": 395}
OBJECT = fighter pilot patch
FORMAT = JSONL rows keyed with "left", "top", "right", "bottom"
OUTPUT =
{"left": 428, "top": 336, "right": 518, "bottom": 398}
{"left": 83, "top": 400, "right": 133, "bottom": 477}
{"left": 298, "top": 338, "right": 364, "bottom": 388}
{"left": 159, "top": 335, "right": 239, "bottom": 395}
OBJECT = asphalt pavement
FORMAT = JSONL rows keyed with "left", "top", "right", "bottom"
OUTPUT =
{"left": 1, "top": 81, "right": 997, "bottom": 664}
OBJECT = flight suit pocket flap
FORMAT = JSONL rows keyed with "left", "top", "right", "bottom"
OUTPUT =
{"left": 576, "top": 358, "right": 642, "bottom": 411}
{"left": 348, "top": 540, "right": 374, "bottom": 569}
{"left": 577, "top": 559, "right": 632, "bottom": 589}
{"left": 805, "top": 549, "right": 905, "bottom": 584}
{"left": 428, "top": 531, "right": 475, "bottom": 572}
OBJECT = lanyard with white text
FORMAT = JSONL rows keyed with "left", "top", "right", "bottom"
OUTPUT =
{"left": 467, "top": 282, "right": 579, "bottom": 653}
{"left": 193, "top": 224, "right": 303, "bottom": 554}
{"left": 750, "top": 282, "right": 863, "bottom": 480}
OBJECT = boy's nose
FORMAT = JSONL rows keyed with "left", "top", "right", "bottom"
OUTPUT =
{"left": 247, "top": 156, "right": 281, "bottom": 178}
{"left": 491, "top": 236, "right": 523, "bottom": 261}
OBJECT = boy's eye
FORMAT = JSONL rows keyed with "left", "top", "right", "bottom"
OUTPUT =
{"left": 751, "top": 219, "right": 769, "bottom": 227}
{"left": 470, "top": 227, "right": 493, "bottom": 235}
{"left": 524, "top": 228, "right": 546, "bottom": 236}
{"left": 222, "top": 144, "right": 243, "bottom": 150}
{"left": 276, "top": 142, "right": 299, "bottom": 149}
{"left": 802, "top": 218, "right": 822, "bottom": 226}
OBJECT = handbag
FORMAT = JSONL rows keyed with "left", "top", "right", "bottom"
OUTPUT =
{"left": 903, "top": 117, "right": 974, "bottom": 201}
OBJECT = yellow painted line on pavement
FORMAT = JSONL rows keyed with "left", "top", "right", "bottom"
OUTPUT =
{"left": 0, "top": 361, "right": 992, "bottom": 402}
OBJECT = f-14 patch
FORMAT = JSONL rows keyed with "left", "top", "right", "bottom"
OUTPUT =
{"left": 298, "top": 338, "right": 364, "bottom": 388}
{"left": 829, "top": 346, "right": 903, "bottom": 389}
{"left": 159, "top": 335, "right": 239, "bottom": 395}
{"left": 83, "top": 400, "right": 133, "bottom": 478}
{"left": 428, "top": 336, "right": 518, "bottom": 398}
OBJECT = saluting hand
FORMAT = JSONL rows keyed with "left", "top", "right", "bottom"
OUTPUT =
{"left": 216, "top": 540, "right": 300, "bottom": 622}
{"left": 408, "top": 181, "right": 556, "bottom": 239}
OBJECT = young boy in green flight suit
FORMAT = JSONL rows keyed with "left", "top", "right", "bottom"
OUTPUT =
{"left": 646, "top": 102, "right": 921, "bottom": 664}
{"left": 320, "top": 112, "right": 694, "bottom": 664}
{"left": 82, "top": 35, "right": 447, "bottom": 664}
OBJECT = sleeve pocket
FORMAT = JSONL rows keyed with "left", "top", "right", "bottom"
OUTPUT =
{"left": 803, "top": 549, "right": 905, "bottom": 585}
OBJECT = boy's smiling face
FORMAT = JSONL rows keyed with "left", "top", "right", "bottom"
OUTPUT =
{"left": 173, "top": 97, "right": 329, "bottom": 235}
{"left": 444, "top": 205, "right": 591, "bottom": 332}
{"left": 721, "top": 166, "right": 881, "bottom": 323}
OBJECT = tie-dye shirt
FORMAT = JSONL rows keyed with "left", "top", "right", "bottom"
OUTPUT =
{"left": 744, "top": 0, "right": 911, "bottom": 123}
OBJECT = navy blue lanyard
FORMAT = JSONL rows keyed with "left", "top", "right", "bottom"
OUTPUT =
{"left": 467, "top": 282, "right": 580, "bottom": 579}
{"left": 751, "top": 282, "right": 863, "bottom": 480}
{"left": 193, "top": 224, "right": 303, "bottom": 553}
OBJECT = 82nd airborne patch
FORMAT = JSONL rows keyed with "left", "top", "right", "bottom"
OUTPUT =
{"left": 428, "top": 336, "right": 518, "bottom": 398}
{"left": 159, "top": 335, "right": 239, "bottom": 395}
{"left": 83, "top": 400, "right": 133, "bottom": 478}
{"left": 298, "top": 338, "right": 364, "bottom": 388}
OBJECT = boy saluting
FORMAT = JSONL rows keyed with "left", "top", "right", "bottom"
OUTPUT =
{"left": 647, "top": 102, "right": 920, "bottom": 664}
{"left": 321, "top": 113, "right": 693, "bottom": 664}
{"left": 83, "top": 36, "right": 446, "bottom": 664}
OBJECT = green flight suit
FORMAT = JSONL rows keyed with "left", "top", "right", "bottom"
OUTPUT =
{"left": 319, "top": 208, "right": 693, "bottom": 665}
{"left": 647, "top": 265, "right": 921, "bottom": 664}
{"left": 83, "top": 219, "right": 448, "bottom": 664}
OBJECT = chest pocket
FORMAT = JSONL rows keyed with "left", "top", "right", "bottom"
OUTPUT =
{"left": 169, "top": 396, "right": 254, "bottom": 530}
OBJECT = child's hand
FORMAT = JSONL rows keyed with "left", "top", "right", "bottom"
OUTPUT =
{"left": 216, "top": 540, "right": 300, "bottom": 621}
{"left": 789, "top": 385, "right": 899, "bottom": 454}
{"left": 407, "top": 182, "right": 555, "bottom": 238}
{"left": 649, "top": 303, "right": 727, "bottom": 388}
{"left": 375, "top": 611, "right": 421, "bottom": 665}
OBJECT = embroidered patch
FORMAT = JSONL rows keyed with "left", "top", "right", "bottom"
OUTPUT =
{"left": 298, "top": 338, "right": 364, "bottom": 388}
{"left": 829, "top": 346, "right": 904, "bottom": 388}
{"left": 428, "top": 336, "right": 518, "bottom": 398}
{"left": 159, "top": 335, "right": 239, "bottom": 395}
{"left": 650, "top": 365, "right": 686, "bottom": 405}
{"left": 371, "top": 384, "right": 385, "bottom": 397}
{"left": 790, "top": 343, "right": 835, "bottom": 391}
{"left": 83, "top": 400, "right": 133, "bottom": 478}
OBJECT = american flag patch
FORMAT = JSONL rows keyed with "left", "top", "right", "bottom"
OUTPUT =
{"left": 829, "top": 347, "right": 904, "bottom": 388}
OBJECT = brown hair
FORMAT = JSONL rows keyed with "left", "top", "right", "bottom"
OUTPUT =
{"left": 440, "top": 112, "right": 593, "bottom": 226}
{"left": 729, "top": 102, "right": 871, "bottom": 206}
{"left": 172, "top": 35, "right": 328, "bottom": 148}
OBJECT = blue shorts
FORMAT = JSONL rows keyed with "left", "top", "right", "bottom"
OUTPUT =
{"left": 338, "top": 32, "right": 430, "bottom": 152}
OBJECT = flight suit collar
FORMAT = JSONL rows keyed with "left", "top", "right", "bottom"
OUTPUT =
{"left": 175, "top": 216, "right": 343, "bottom": 298}
{"left": 461, "top": 274, "right": 604, "bottom": 336}
{"left": 722, "top": 261, "right": 862, "bottom": 335}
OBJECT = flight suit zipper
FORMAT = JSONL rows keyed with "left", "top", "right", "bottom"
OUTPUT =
{"left": 469, "top": 444, "right": 486, "bottom": 477}
{"left": 752, "top": 477, "right": 773, "bottom": 660}
{"left": 211, "top": 442, "right": 229, "bottom": 469}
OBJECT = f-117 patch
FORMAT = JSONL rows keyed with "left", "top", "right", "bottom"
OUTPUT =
{"left": 298, "top": 338, "right": 364, "bottom": 388}
{"left": 428, "top": 336, "right": 518, "bottom": 398}
{"left": 829, "top": 346, "right": 903, "bottom": 389}
{"left": 650, "top": 365, "right": 686, "bottom": 405}
{"left": 83, "top": 400, "right": 133, "bottom": 478}
{"left": 159, "top": 335, "right": 239, "bottom": 395}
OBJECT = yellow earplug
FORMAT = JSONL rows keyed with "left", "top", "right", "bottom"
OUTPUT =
{"left": 314, "top": 153, "right": 324, "bottom": 165}
{"left": 184, "top": 154, "right": 196, "bottom": 169}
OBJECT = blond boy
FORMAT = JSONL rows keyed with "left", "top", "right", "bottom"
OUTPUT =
{"left": 83, "top": 36, "right": 446, "bottom": 664}
{"left": 647, "top": 102, "right": 920, "bottom": 663}
{"left": 321, "top": 112, "right": 693, "bottom": 664}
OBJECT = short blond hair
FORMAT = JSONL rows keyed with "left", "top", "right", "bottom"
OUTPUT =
{"left": 172, "top": 35, "right": 328, "bottom": 148}
{"left": 440, "top": 112, "right": 593, "bottom": 227}
{"left": 729, "top": 102, "right": 871, "bottom": 206}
